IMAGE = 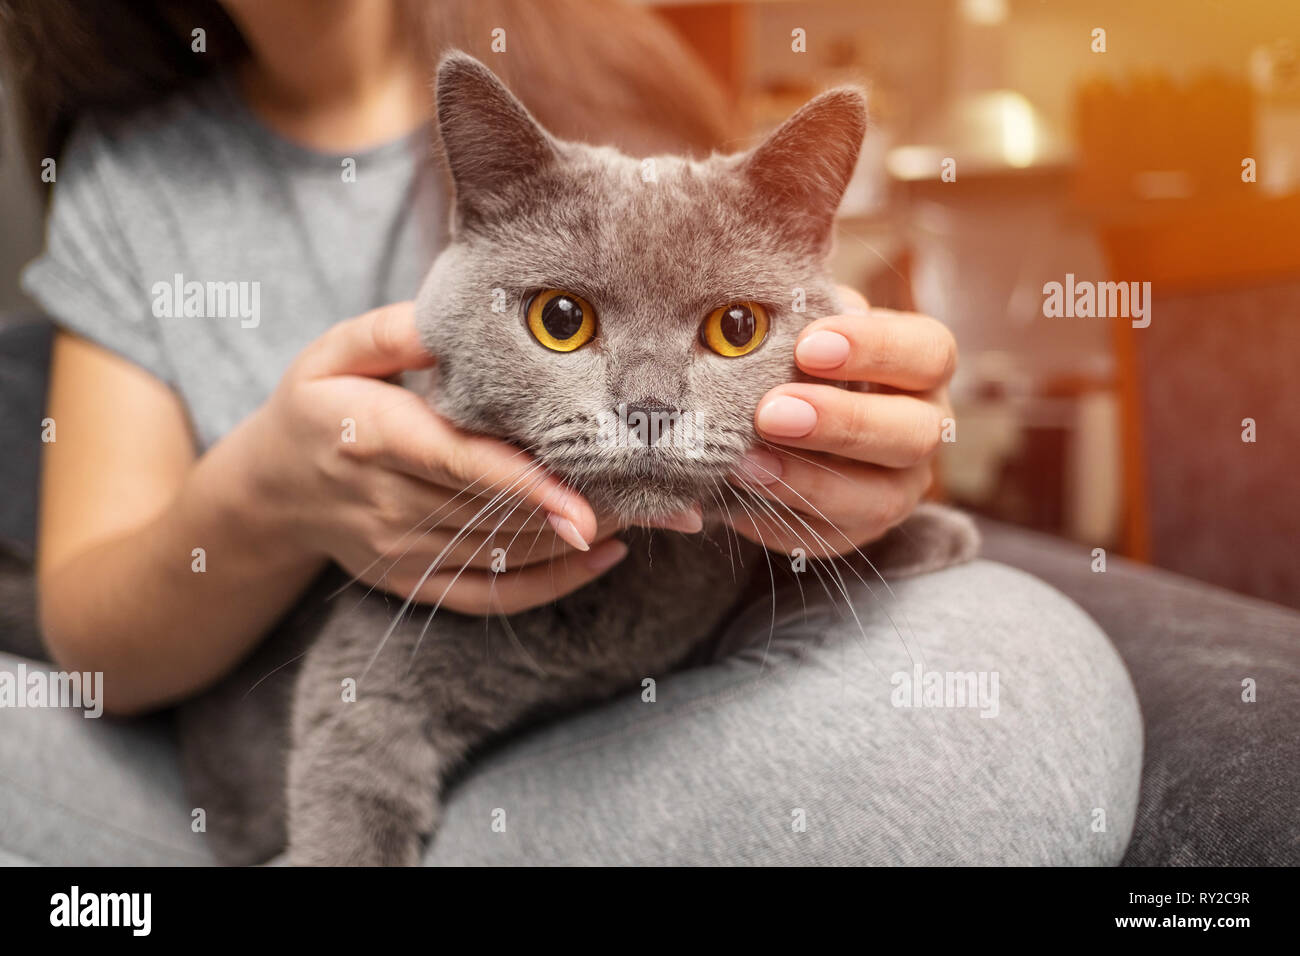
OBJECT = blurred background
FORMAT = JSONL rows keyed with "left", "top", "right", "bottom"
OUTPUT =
{"left": 2, "top": 0, "right": 1297, "bottom": 608}
{"left": 650, "top": 0, "right": 1300, "bottom": 609}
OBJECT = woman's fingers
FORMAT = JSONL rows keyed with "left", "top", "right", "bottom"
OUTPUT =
{"left": 793, "top": 307, "right": 957, "bottom": 391}
{"left": 722, "top": 506, "right": 864, "bottom": 561}
{"left": 725, "top": 288, "right": 954, "bottom": 557}
{"left": 733, "top": 447, "right": 930, "bottom": 519}
{"left": 404, "top": 538, "right": 630, "bottom": 615}
{"left": 753, "top": 386, "right": 945, "bottom": 467}
{"left": 282, "top": 302, "right": 597, "bottom": 545}
{"left": 336, "top": 389, "right": 598, "bottom": 549}
{"left": 369, "top": 510, "right": 580, "bottom": 575}
{"left": 728, "top": 447, "right": 930, "bottom": 552}
{"left": 373, "top": 525, "right": 619, "bottom": 581}
{"left": 289, "top": 303, "right": 599, "bottom": 547}
{"left": 294, "top": 302, "right": 435, "bottom": 380}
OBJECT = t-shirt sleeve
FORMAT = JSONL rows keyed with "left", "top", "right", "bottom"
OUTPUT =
{"left": 20, "top": 119, "right": 176, "bottom": 386}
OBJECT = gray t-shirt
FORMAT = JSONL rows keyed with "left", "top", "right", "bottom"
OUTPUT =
{"left": 22, "top": 73, "right": 445, "bottom": 449}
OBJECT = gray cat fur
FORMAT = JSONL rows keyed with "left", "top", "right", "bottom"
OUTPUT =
{"left": 179, "top": 52, "right": 978, "bottom": 866}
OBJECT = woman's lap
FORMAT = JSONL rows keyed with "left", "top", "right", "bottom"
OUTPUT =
{"left": 0, "top": 675, "right": 212, "bottom": 865}
{"left": 426, "top": 559, "right": 1142, "bottom": 865}
{"left": 0, "top": 559, "right": 1142, "bottom": 865}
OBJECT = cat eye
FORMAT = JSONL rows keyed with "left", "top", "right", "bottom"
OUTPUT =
{"left": 700, "top": 302, "right": 769, "bottom": 357}
{"left": 527, "top": 289, "right": 597, "bottom": 352}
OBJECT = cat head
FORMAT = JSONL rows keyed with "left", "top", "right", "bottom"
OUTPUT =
{"left": 415, "top": 52, "right": 865, "bottom": 522}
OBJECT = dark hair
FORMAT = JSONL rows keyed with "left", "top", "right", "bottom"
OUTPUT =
{"left": 0, "top": 0, "right": 733, "bottom": 175}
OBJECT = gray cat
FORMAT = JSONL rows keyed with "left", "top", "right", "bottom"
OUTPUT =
{"left": 179, "top": 53, "right": 977, "bottom": 866}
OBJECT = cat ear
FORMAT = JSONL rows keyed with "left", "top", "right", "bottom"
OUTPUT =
{"left": 435, "top": 52, "right": 558, "bottom": 226}
{"left": 741, "top": 87, "right": 867, "bottom": 250}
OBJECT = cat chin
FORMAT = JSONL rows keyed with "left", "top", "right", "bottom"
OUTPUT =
{"left": 578, "top": 480, "right": 703, "bottom": 524}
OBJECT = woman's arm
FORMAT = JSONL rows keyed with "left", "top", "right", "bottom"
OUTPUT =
{"left": 37, "top": 331, "right": 323, "bottom": 715}
{"left": 37, "top": 304, "right": 612, "bottom": 717}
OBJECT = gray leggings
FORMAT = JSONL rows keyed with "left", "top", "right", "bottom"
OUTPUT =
{"left": 0, "top": 560, "right": 1142, "bottom": 865}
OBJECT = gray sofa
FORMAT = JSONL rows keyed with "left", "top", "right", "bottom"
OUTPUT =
{"left": 1, "top": 315, "right": 1296, "bottom": 866}
{"left": 979, "top": 521, "right": 1299, "bottom": 865}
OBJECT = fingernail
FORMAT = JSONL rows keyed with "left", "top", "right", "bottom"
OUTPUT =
{"left": 642, "top": 505, "right": 704, "bottom": 534}
{"left": 756, "top": 395, "right": 818, "bottom": 438}
{"left": 541, "top": 488, "right": 591, "bottom": 530}
{"left": 663, "top": 505, "right": 704, "bottom": 534}
{"left": 732, "top": 448, "right": 783, "bottom": 486}
{"left": 584, "top": 539, "right": 628, "bottom": 573}
{"left": 547, "top": 513, "right": 590, "bottom": 552}
{"left": 796, "top": 330, "right": 851, "bottom": 370}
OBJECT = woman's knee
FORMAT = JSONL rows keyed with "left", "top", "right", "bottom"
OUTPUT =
{"left": 889, "top": 560, "right": 1142, "bottom": 863}
{"left": 770, "top": 559, "right": 1144, "bottom": 864}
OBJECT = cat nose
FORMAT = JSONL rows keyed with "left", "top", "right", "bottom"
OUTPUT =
{"left": 617, "top": 399, "right": 685, "bottom": 447}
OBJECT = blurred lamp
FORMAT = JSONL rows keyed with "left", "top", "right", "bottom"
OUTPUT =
{"left": 960, "top": 0, "right": 1008, "bottom": 26}
{"left": 886, "top": 91, "right": 1071, "bottom": 181}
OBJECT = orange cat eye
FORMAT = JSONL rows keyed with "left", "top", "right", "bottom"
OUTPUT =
{"left": 527, "top": 289, "right": 597, "bottom": 352}
{"left": 700, "top": 302, "right": 769, "bottom": 357}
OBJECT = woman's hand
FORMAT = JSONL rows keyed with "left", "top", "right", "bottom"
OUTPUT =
{"left": 726, "top": 287, "right": 957, "bottom": 558}
{"left": 246, "top": 302, "right": 629, "bottom": 614}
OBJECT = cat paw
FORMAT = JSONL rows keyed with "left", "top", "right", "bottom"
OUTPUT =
{"left": 288, "top": 825, "right": 426, "bottom": 867}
